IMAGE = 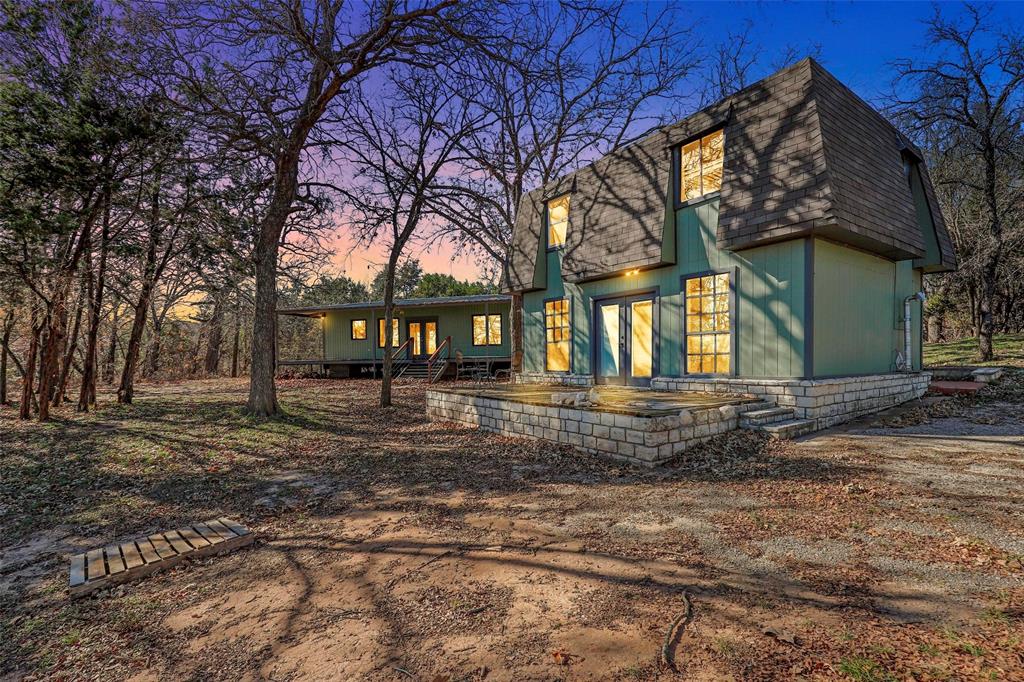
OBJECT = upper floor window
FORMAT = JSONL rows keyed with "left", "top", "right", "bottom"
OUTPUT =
{"left": 680, "top": 129, "right": 724, "bottom": 202}
{"left": 547, "top": 194, "right": 570, "bottom": 249}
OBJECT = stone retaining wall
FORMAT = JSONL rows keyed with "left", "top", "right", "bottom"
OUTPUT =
{"left": 426, "top": 390, "right": 748, "bottom": 467}
{"left": 517, "top": 371, "right": 594, "bottom": 387}
{"left": 651, "top": 372, "right": 931, "bottom": 429}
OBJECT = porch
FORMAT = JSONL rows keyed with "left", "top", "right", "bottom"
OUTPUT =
{"left": 426, "top": 384, "right": 766, "bottom": 467}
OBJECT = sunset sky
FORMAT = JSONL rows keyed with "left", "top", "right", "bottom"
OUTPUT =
{"left": 326, "top": 1, "right": 1020, "bottom": 286}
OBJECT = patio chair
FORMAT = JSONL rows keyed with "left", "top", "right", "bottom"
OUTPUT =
{"left": 455, "top": 350, "right": 490, "bottom": 384}
{"left": 494, "top": 350, "right": 523, "bottom": 384}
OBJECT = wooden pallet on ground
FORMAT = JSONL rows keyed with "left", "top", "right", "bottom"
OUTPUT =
{"left": 69, "top": 518, "right": 254, "bottom": 598}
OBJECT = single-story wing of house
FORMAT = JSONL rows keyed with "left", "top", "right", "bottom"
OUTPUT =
{"left": 277, "top": 293, "right": 513, "bottom": 380}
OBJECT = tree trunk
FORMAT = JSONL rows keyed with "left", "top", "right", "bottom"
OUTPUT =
{"left": 117, "top": 282, "right": 154, "bottom": 404}
{"left": 204, "top": 295, "right": 224, "bottom": 376}
{"left": 145, "top": 319, "right": 163, "bottom": 378}
{"left": 53, "top": 284, "right": 85, "bottom": 406}
{"left": 978, "top": 138, "right": 1004, "bottom": 362}
{"left": 247, "top": 152, "right": 304, "bottom": 417}
{"left": 19, "top": 309, "right": 40, "bottom": 420}
{"left": 230, "top": 296, "right": 241, "bottom": 378}
{"left": 0, "top": 310, "right": 13, "bottom": 406}
{"left": 102, "top": 305, "right": 118, "bottom": 385}
{"left": 379, "top": 251, "right": 402, "bottom": 409}
{"left": 79, "top": 197, "right": 109, "bottom": 411}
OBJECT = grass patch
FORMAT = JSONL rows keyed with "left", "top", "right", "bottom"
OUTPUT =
{"left": 924, "top": 333, "right": 1024, "bottom": 368}
{"left": 837, "top": 656, "right": 896, "bottom": 682}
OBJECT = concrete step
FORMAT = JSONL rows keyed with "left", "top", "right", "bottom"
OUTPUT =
{"left": 759, "top": 418, "right": 816, "bottom": 440}
{"left": 740, "top": 407, "right": 795, "bottom": 427}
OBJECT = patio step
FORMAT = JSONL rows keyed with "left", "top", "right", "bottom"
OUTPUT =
{"left": 759, "top": 418, "right": 816, "bottom": 440}
{"left": 740, "top": 406, "right": 795, "bottom": 427}
{"left": 734, "top": 400, "right": 774, "bottom": 414}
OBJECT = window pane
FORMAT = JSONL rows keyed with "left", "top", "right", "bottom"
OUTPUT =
{"left": 473, "top": 315, "right": 487, "bottom": 345}
{"left": 547, "top": 341, "right": 569, "bottom": 371}
{"left": 352, "top": 319, "right": 366, "bottom": 340}
{"left": 681, "top": 140, "right": 701, "bottom": 200}
{"left": 715, "top": 273, "right": 729, "bottom": 291}
{"left": 686, "top": 296, "right": 702, "bottom": 315}
{"left": 715, "top": 333, "right": 730, "bottom": 354}
{"left": 426, "top": 322, "right": 437, "bottom": 354}
{"left": 701, "top": 130, "right": 724, "bottom": 194}
{"left": 630, "top": 300, "right": 653, "bottom": 378}
{"left": 685, "top": 277, "right": 702, "bottom": 297}
{"left": 701, "top": 356, "right": 716, "bottom": 373}
{"left": 687, "top": 355, "right": 702, "bottom": 373}
{"left": 409, "top": 322, "right": 422, "bottom": 355}
{"left": 701, "top": 335, "right": 715, "bottom": 354}
{"left": 488, "top": 314, "right": 502, "bottom": 345}
{"left": 378, "top": 319, "right": 386, "bottom": 348}
{"left": 548, "top": 195, "right": 570, "bottom": 247}
{"left": 715, "top": 354, "right": 730, "bottom": 374}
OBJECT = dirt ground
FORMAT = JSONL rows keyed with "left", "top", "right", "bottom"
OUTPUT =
{"left": 2, "top": 377, "right": 1023, "bottom": 681}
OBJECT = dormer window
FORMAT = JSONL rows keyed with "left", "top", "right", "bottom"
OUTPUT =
{"left": 680, "top": 129, "right": 724, "bottom": 201}
{"left": 547, "top": 194, "right": 570, "bottom": 249}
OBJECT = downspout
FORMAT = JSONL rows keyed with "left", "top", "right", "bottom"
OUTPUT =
{"left": 902, "top": 292, "right": 926, "bottom": 371}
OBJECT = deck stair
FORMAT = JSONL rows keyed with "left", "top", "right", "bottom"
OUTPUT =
{"left": 739, "top": 405, "right": 816, "bottom": 440}
{"left": 398, "top": 361, "right": 431, "bottom": 380}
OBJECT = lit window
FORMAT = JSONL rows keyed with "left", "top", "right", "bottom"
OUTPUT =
{"left": 544, "top": 299, "right": 570, "bottom": 371}
{"left": 684, "top": 273, "right": 731, "bottom": 374}
{"left": 377, "top": 318, "right": 399, "bottom": 348}
{"left": 472, "top": 314, "right": 502, "bottom": 346}
{"left": 547, "top": 195, "right": 570, "bottom": 248}
{"left": 351, "top": 319, "right": 367, "bottom": 340}
{"left": 680, "top": 129, "right": 724, "bottom": 201}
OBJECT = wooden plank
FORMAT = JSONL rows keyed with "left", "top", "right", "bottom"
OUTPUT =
{"left": 148, "top": 533, "right": 177, "bottom": 560}
{"left": 70, "top": 520, "right": 255, "bottom": 599}
{"left": 217, "top": 518, "right": 249, "bottom": 537}
{"left": 178, "top": 526, "right": 211, "bottom": 549}
{"left": 137, "top": 538, "right": 161, "bottom": 565}
{"left": 105, "top": 545, "right": 126, "bottom": 574}
{"left": 121, "top": 542, "right": 144, "bottom": 570}
{"left": 86, "top": 548, "right": 105, "bottom": 582}
{"left": 163, "top": 531, "right": 193, "bottom": 556}
{"left": 69, "top": 554, "right": 86, "bottom": 587}
{"left": 204, "top": 519, "right": 237, "bottom": 541}
{"left": 194, "top": 523, "right": 225, "bottom": 545}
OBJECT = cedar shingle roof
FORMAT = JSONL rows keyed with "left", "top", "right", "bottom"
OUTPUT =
{"left": 506, "top": 58, "right": 956, "bottom": 292}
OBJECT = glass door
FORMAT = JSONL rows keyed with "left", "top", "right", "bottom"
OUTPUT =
{"left": 407, "top": 319, "right": 438, "bottom": 359}
{"left": 594, "top": 295, "right": 655, "bottom": 386}
{"left": 407, "top": 322, "right": 423, "bottom": 357}
{"left": 596, "top": 301, "right": 623, "bottom": 385}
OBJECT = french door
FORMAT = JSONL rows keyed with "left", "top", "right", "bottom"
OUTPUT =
{"left": 406, "top": 319, "right": 438, "bottom": 359}
{"left": 594, "top": 294, "right": 656, "bottom": 386}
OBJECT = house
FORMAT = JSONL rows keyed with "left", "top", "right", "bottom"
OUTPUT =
{"left": 277, "top": 293, "right": 513, "bottom": 380}
{"left": 426, "top": 59, "right": 956, "bottom": 465}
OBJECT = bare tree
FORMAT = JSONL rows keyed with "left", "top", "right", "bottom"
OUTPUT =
{"left": 148, "top": 0, "right": 482, "bottom": 417}
{"left": 892, "top": 4, "right": 1024, "bottom": 360}
{"left": 337, "top": 69, "right": 487, "bottom": 406}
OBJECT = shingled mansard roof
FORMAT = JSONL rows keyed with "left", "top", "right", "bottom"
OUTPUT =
{"left": 506, "top": 58, "right": 956, "bottom": 293}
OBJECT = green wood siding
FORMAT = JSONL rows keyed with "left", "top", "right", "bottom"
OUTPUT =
{"left": 523, "top": 197, "right": 809, "bottom": 378}
{"left": 321, "top": 303, "right": 510, "bottom": 361}
{"left": 812, "top": 239, "right": 922, "bottom": 375}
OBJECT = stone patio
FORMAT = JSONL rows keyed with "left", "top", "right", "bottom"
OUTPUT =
{"left": 426, "top": 385, "right": 763, "bottom": 466}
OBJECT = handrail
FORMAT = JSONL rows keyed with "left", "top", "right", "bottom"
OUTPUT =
{"left": 426, "top": 336, "right": 452, "bottom": 384}
{"left": 389, "top": 336, "right": 413, "bottom": 362}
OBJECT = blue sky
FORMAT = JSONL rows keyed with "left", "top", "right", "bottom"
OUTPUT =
{"left": 683, "top": 1, "right": 1023, "bottom": 107}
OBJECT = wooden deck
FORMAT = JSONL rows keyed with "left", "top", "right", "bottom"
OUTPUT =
{"left": 437, "top": 384, "right": 757, "bottom": 417}
{"left": 69, "top": 518, "right": 253, "bottom": 598}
